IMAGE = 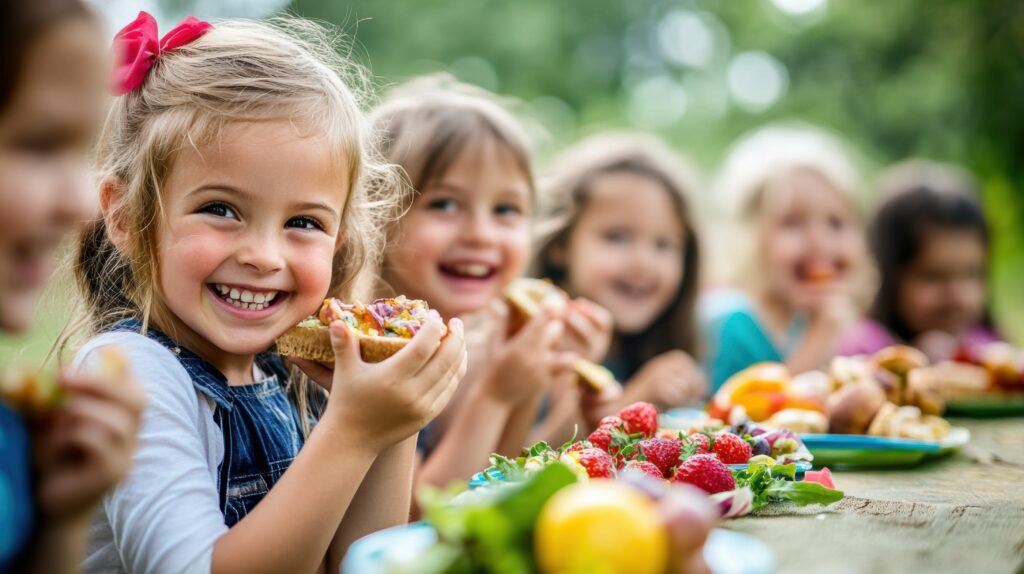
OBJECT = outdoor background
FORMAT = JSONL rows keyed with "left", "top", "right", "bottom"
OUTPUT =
{"left": 2, "top": 0, "right": 1021, "bottom": 363}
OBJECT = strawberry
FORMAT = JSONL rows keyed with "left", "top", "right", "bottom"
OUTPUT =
{"left": 622, "top": 460, "right": 664, "bottom": 480}
{"left": 684, "top": 433, "right": 712, "bottom": 456}
{"left": 635, "top": 438, "right": 683, "bottom": 478}
{"left": 577, "top": 448, "right": 615, "bottom": 479}
{"left": 618, "top": 401, "right": 658, "bottom": 438}
{"left": 565, "top": 441, "right": 586, "bottom": 454}
{"left": 712, "top": 432, "right": 752, "bottom": 464}
{"left": 587, "top": 426, "right": 613, "bottom": 453}
{"left": 599, "top": 415, "right": 626, "bottom": 430}
{"left": 671, "top": 454, "right": 736, "bottom": 494}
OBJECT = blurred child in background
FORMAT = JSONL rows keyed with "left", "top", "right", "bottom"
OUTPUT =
{"left": 532, "top": 133, "right": 706, "bottom": 425}
{"left": 704, "top": 124, "right": 869, "bottom": 390}
{"left": 0, "top": 1, "right": 144, "bottom": 571}
{"left": 839, "top": 159, "right": 1002, "bottom": 360}
{"left": 65, "top": 15, "right": 464, "bottom": 573}
{"left": 371, "top": 76, "right": 616, "bottom": 485}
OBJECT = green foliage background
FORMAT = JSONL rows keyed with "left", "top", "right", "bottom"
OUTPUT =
{"left": 2, "top": 0, "right": 1021, "bottom": 363}
{"left": 288, "top": 0, "right": 1023, "bottom": 341}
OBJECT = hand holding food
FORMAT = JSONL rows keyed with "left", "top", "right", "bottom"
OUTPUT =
{"left": 307, "top": 310, "right": 466, "bottom": 452}
{"left": 503, "top": 278, "right": 616, "bottom": 392}
{"left": 32, "top": 348, "right": 145, "bottom": 521}
{"left": 625, "top": 350, "right": 708, "bottom": 410}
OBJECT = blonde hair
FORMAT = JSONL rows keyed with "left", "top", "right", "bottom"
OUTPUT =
{"left": 711, "top": 123, "right": 865, "bottom": 291}
{"left": 59, "top": 18, "right": 401, "bottom": 427}
{"left": 534, "top": 132, "right": 704, "bottom": 369}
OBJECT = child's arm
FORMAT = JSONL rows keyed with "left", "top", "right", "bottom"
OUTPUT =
{"left": 417, "top": 311, "right": 564, "bottom": 487}
{"left": 786, "top": 294, "right": 859, "bottom": 375}
{"left": 326, "top": 434, "right": 418, "bottom": 570}
{"left": 211, "top": 318, "right": 464, "bottom": 574}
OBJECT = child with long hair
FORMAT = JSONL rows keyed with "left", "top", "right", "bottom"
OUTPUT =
{"left": 0, "top": 1, "right": 144, "bottom": 572}
{"left": 705, "top": 124, "right": 869, "bottom": 390}
{"left": 63, "top": 14, "right": 464, "bottom": 573}
{"left": 839, "top": 159, "right": 1002, "bottom": 359}
{"left": 370, "top": 76, "right": 615, "bottom": 485}
{"left": 533, "top": 133, "right": 706, "bottom": 419}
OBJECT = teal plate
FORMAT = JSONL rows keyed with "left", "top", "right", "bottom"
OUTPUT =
{"left": 800, "top": 427, "right": 969, "bottom": 468}
{"left": 342, "top": 522, "right": 774, "bottom": 574}
{"left": 468, "top": 461, "right": 812, "bottom": 489}
{"left": 944, "top": 393, "right": 1024, "bottom": 417}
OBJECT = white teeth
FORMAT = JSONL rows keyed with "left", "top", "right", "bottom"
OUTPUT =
{"left": 451, "top": 263, "right": 491, "bottom": 278}
{"left": 213, "top": 284, "right": 278, "bottom": 309}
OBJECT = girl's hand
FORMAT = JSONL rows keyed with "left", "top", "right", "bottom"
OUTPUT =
{"left": 33, "top": 350, "right": 146, "bottom": 523}
{"left": 622, "top": 351, "right": 707, "bottom": 411}
{"left": 561, "top": 298, "right": 614, "bottom": 363}
{"left": 482, "top": 305, "right": 576, "bottom": 406}
{"left": 297, "top": 314, "right": 467, "bottom": 453}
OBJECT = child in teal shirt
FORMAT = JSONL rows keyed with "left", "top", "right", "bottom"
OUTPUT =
{"left": 704, "top": 125, "right": 869, "bottom": 391}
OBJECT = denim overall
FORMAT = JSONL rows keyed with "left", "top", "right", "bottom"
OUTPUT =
{"left": 113, "top": 320, "right": 308, "bottom": 526}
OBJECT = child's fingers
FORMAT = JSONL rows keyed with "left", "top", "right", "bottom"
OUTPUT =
{"left": 537, "top": 317, "right": 565, "bottom": 350}
{"left": 426, "top": 351, "right": 466, "bottom": 417}
{"left": 60, "top": 370, "right": 147, "bottom": 416}
{"left": 411, "top": 318, "right": 465, "bottom": 394}
{"left": 510, "top": 307, "right": 557, "bottom": 346}
{"left": 423, "top": 346, "right": 467, "bottom": 407}
{"left": 570, "top": 298, "right": 614, "bottom": 331}
{"left": 387, "top": 313, "right": 446, "bottom": 374}
{"left": 61, "top": 396, "right": 138, "bottom": 449}
{"left": 329, "top": 320, "right": 363, "bottom": 372}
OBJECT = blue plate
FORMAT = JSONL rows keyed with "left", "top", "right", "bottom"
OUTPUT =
{"left": 342, "top": 522, "right": 774, "bottom": 574}
{"left": 799, "top": 427, "right": 969, "bottom": 468}
{"left": 468, "top": 461, "right": 812, "bottom": 489}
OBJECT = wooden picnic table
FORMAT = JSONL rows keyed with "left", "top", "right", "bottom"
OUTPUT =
{"left": 729, "top": 417, "right": 1024, "bottom": 574}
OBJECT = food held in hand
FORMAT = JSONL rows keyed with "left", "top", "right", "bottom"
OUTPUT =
{"left": 276, "top": 296, "right": 444, "bottom": 363}
{"left": 0, "top": 368, "right": 61, "bottom": 414}
{"left": 502, "top": 277, "right": 614, "bottom": 392}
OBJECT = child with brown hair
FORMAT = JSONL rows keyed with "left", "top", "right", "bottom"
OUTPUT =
{"left": 370, "top": 76, "right": 617, "bottom": 485}
{"left": 533, "top": 133, "right": 707, "bottom": 420}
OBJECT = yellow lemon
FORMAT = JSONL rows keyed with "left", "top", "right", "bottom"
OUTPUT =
{"left": 535, "top": 481, "right": 668, "bottom": 574}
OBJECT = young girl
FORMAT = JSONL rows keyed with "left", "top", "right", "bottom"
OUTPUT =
{"left": 705, "top": 124, "right": 868, "bottom": 390}
{"left": 66, "top": 15, "right": 464, "bottom": 574}
{"left": 532, "top": 133, "right": 707, "bottom": 416}
{"left": 0, "top": 1, "right": 144, "bottom": 572}
{"left": 839, "top": 159, "right": 1002, "bottom": 359}
{"left": 370, "top": 76, "right": 614, "bottom": 486}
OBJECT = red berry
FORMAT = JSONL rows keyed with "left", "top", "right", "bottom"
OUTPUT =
{"left": 577, "top": 448, "right": 615, "bottom": 479}
{"left": 712, "top": 433, "right": 752, "bottom": 464}
{"left": 599, "top": 415, "right": 626, "bottom": 429}
{"left": 618, "top": 402, "right": 659, "bottom": 438}
{"left": 636, "top": 438, "right": 683, "bottom": 478}
{"left": 622, "top": 460, "right": 664, "bottom": 480}
{"left": 565, "top": 441, "right": 586, "bottom": 454}
{"left": 671, "top": 454, "right": 736, "bottom": 494}
{"left": 588, "top": 426, "right": 613, "bottom": 453}
{"left": 685, "top": 433, "right": 712, "bottom": 456}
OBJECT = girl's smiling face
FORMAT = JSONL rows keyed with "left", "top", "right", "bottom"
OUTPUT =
{"left": 0, "top": 16, "right": 106, "bottom": 333}
{"left": 383, "top": 137, "right": 531, "bottom": 319}
{"left": 562, "top": 171, "right": 685, "bottom": 334}
{"left": 759, "top": 167, "right": 864, "bottom": 311}
{"left": 152, "top": 120, "right": 347, "bottom": 360}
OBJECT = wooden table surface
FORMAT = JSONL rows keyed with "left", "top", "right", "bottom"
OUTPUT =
{"left": 728, "top": 417, "right": 1024, "bottom": 574}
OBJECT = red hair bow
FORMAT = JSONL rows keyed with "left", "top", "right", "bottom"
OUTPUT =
{"left": 111, "top": 11, "right": 212, "bottom": 95}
